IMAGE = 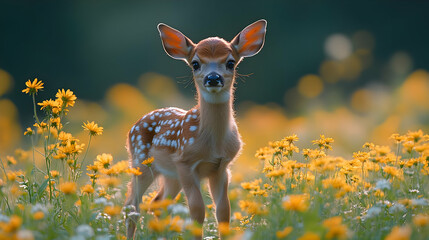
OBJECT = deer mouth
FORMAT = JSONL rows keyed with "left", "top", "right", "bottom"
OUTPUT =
{"left": 205, "top": 85, "right": 223, "bottom": 93}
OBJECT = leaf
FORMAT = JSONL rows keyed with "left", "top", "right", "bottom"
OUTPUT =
{"left": 37, "top": 178, "right": 49, "bottom": 199}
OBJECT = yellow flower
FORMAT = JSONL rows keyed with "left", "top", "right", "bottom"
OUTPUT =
{"left": 323, "top": 216, "right": 348, "bottom": 240}
{"left": 22, "top": 78, "right": 44, "bottom": 94}
{"left": 80, "top": 184, "right": 95, "bottom": 195}
{"left": 407, "top": 129, "right": 424, "bottom": 143}
{"left": 127, "top": 167, "right": 142, "bottom": 176}
{"left": 33, "top": 211, "right": 45, "bottom": 220}
{"left": 59, "top": 182, "right": 77, "bottom": 195}
{"left": 6, "top": 156, "right": 17, "bottom": 165}
{"left": 383, "top": 166, "right": 403, "bottom": 180}
{"left": 104, "top": 205, "right": 121, "bottom": 216}
{"left": 276, "top": 226, "right": 293, "bottom": 239}
{"left": 266, "top": 169, "right": 286, "bottom": 178}
{"left": 50, "top": 117, "right": 62, "bottom": 129}
{"left": 169, "top": 216, "right": 183, "bottom": 232}
{"left": 298, "top": 232, "right": 320, "bottom": 240}
{"left": 148, "top": 217, "right": 170, "bottom": 232}
{"left": 7, "top": 170, "right": 24, "bottom": 181}
{"left": 95, "top": 153, "right": 113, "bottom": 169}
{"left": 142, "top": 156, "right": 154, "bottom": 166}
{"left": 44, "top": 170, "right": 60, "bottom": 179}
{"left": 83, "top": 121, "right": 103, "bottom": 136}
{"left": 282, "top": 194, "right": 308, "bottom": 212}
{"left": 218, "top": 222, "right": 231, "bottom": 236}
{"left": 38, "top": 99, "right": 60, "bottom": 111}
{"left": 413, "top": 214, "right": 429, "bottom": 227}
{"left": 97, "top": 177, "right": 120, "bottom": 188}
{"left": 33, "top": 122, "right": 47, "bottom": 133}
{"left": 87, "top": 164, "right": 100, "bottom": 173}
{"left": 2, "top": 215, "right": 22, "bottom": 233}
{"left": 186, "top": 223, "right": 202, "bottom": 236}
{"left": 284, "top": 134, "right": 299, "bottom": 144}
{"left": 24, "top": 127, "right": 34, "bottom": 136}
{"left": 239, "top": 200, "right": 266, "bottom": 215}
{"left": 56, "top": 89, "right": 77, "bottom": 107}
{"left": 353, "top": 151, "right": 370, "bottom": 162}
{"left": 390, "top": 133, "right": 406, "bottom": 143}
{"left": 312, "top": 135, "right": 334, "bottom": 150}
{"left": 385, "top": 225, "right": 412, "bottom": 240}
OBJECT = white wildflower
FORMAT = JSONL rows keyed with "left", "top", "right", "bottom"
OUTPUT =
{"left": 411, "top": 198, "right": 428, "bottom": 206}
{"left": 168, "top": 203, "right": 190, "bottom": 215}
{"left": 70, "top": 236, "right": 85, "bottom": 240}
{"left": 365, "top": 206, "right": 382, "bottom": 219}
{"left": 375, "top": 179, "right": 391, "bottom": 191}
{"left": 31, "top": 203, "right": 48, "bottom": 214}
{"left": 389, "top": 204, "right": 406, "bottom": 214}
{"left": 94, "top": 197, "right": 108, "bottom": 206}
{"left": 76, "top": 224, "right": 94, "bottom": 238}
{"left": 0, "top": 214, "right": 9, "bottom": 222}
{"left": 16, "top": 230, "right": 34, "bottom": 240}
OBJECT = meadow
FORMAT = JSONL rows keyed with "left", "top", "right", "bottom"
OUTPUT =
{"left": 0, "top": 73, "right": 427, "bottom": 240}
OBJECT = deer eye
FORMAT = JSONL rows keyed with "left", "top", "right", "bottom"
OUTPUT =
{"left": 226, "top": 60, "right": 235, "bottom": 70}
{"left": 192, "top": 61, "right": 200, "bottom": 71}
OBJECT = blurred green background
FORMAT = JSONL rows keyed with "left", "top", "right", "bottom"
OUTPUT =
{"left": 1, "top": 0, "right": 429, "bottom": 174}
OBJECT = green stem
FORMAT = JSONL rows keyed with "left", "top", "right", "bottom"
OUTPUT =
{"left": 32, "top": 93, "right": 40, "bottom": 124}
{"left": 80, "top": 135, "right": 92, "bottom": 171}
{"left": 0, "top": 157, "right": 7, "bottom": 179}
{"left": 44, "top": 125, "right": 53, "bottom": 203}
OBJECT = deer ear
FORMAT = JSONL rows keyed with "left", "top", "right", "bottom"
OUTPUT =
{"left": 157, "top": 23, "right": 194, "bottom": 62}
{"left": 231, "top": 19, "right": 267, "bottom": 58}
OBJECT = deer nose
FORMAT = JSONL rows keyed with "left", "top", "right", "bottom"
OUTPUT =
{"left": 204, "top": 73, "right": 224, "bottom": 87}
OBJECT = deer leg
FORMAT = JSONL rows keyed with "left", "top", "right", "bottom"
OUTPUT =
{"left": 153, "top": 176, "right": 182, "bottom": 201}
{"left": 125, "top": 166, "right": 159, "bottom": 239}
{"left": 177, "top": 163, "right": 205, "bottom": 240}
{"left": 208, "top": 168, "right": 230, "bottom": 238}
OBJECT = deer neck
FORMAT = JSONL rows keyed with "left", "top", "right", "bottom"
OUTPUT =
{"left": 197, "top": 89, "right": 234, "bottom": 142}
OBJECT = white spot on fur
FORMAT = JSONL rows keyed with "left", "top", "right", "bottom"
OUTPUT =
{"left": 135, "top": 126, "right": 140, "bottom": 131}
{"left": 189, "top": 126, "right": 197, "bottom": 131}
{"left": 192, "top": 109, "right": 197, "bottom": 113}
{"left": 137, "top": 135, "right": 142, "bottom": 141}
{"left": 151, "top": 122, "right": 157, "bottom": 126}
{"left": 150, "top": 115, "right": 155, "bottom": 120}
{"left": 148, "top": 127, "right": 153, "bottom": 131}
{"left": 131, "top": 135, "right": 135, "bottom": 142}
{"left": 155, "top": 126, "right": 161, "bottom": 133}
{"left": 139, "top": 153, "right": 146, "bottom": 159}
{"left": 143, "top": 122, "right": 148, "bottom": 128}
{"left": 192, "top": 115, "right": 197, "bottom": 119}
{"left": 131, "top": 125, "right": 135, "bottom": 133}
{"left": 189, "top": 137, "right": 194, "bottom": 145}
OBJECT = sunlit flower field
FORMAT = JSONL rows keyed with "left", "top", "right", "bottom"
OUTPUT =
{"left": 0, "top": 75, "right": 428, "bottom": 240}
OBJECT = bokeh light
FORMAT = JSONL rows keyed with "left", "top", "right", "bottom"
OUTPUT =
{"left": 297, "top": 74, "right": 324, "bottom": 98}
{"left": 0, "top": 69, "right": 13, "bottom": 96}
{"left": 324, "top": 34, "right": 353, "bottom": 60}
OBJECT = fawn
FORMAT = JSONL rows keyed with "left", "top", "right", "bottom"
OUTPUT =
{"left": 125, "top": 19, "right": 267, "bottom": 239}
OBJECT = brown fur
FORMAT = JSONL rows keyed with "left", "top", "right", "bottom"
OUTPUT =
{"left": 125, "top": 20, "right": 266, "bottom": 240}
